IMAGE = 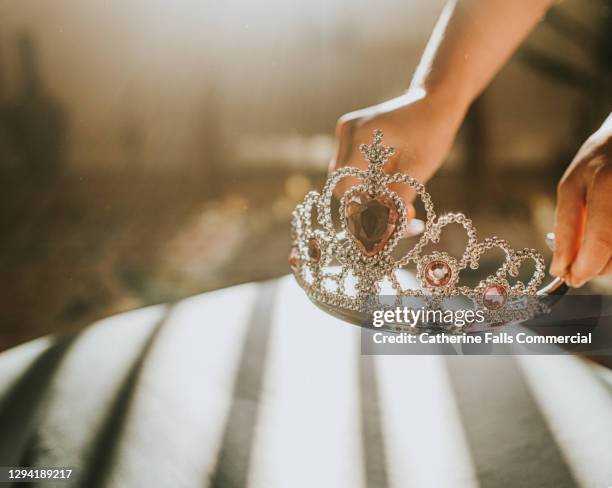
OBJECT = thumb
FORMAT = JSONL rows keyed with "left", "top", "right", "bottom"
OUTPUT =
{"left": 550, "top": 177, "right": 586, "bottom": 279}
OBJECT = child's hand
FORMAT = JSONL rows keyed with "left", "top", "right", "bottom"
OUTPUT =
{"left": 329, "top": 90, "right": 466, "bottom": 215}
{"left": 551, "top": 113, "right": 612, "bottom": 286}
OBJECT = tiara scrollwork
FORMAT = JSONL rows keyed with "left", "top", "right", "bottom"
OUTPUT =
{"left": 290, "top": 129, "right": 554, "bottom": 326}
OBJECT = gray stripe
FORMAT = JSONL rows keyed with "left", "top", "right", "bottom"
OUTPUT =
{"left": 0, "top": 335, "right": 78, "bottom": 466}
{"left": 208, "top": 280, "right": 278, "bottom": 488}
{"left": 445, "top": 354, "right": 577, "bottom": 488}
{"left": 359, "top": 354, "right": 389, "bottom": 488}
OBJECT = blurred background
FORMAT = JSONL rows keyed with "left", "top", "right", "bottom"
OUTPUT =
{"left": 0, "top": 0, "right": 611, "bottom": 350}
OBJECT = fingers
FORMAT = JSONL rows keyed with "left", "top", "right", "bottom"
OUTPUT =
{"left": 330, "top": 115, "right": 359, "bottom": 173}
{"left": 550, "top": 176, "right": 586, "bottom": 278}
{"left": 389, "top": 182, "right": 417, "bottom": 209}
{"left": 568, "top": 167, "right": 612, "bottom": 286}
{"left": 330, "top": 116, "right": 417, "bottom": 223}
{"left": 330, "top": 116, "right": 365, "bottom": 197}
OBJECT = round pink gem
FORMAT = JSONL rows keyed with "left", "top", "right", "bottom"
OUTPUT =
{"left": 483, "top": 284, "right": 508, "bottom": 310}
{"left": 424, "top": 260, "right": 452, "bottom": 287}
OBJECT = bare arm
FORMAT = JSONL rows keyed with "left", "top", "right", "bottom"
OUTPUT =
{"left": 410, "top": 0, "right": 554, "bottom": 112}
{"left": 332, "top": 0, "right": 555, "bottom": 186}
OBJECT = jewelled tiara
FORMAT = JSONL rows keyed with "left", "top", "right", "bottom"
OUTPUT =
{"left": 290, "top": 129, "right": 566, "bottom": 325}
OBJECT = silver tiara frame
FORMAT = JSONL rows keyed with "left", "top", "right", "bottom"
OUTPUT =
{"left": 290, "top": 129, "right": 549, "bottom": 319}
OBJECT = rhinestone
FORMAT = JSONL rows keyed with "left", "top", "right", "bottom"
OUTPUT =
{"left": 308, "top": 238, "right": 321, "bottom": 262}
{"left": 288, "top": 246, "right": 300, "bottom": 270}
{"left": 424, "top": 260, "right": 452, "bottom": 287}
{"left": 483, "top": 284, "right": 508, "bottom": 310}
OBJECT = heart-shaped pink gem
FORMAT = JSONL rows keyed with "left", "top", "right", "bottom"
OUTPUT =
{"left": 345, "top": 191, "right": 399, "bottom": 256}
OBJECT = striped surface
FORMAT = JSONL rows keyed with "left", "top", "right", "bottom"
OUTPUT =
{"left": 0, "top": 276, "right": 611, "bottom": 487}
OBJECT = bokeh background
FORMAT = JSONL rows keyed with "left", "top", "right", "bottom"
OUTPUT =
{"left": 1, "top": 0, "right": 611, "bottom": 350}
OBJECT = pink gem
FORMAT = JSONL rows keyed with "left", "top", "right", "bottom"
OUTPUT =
{"left": 308, "top": 238, "right": 321, "bottom": 262}
{"left": 483, "top": 285, "right": 508, "bottom": 310}
{"left": 288, "top": 246, "right": 300, "bottom": 270}
{"left": 345, "top": 192, "right": 399, "bottom": 256}
{"left": 424, "top": 260, "right": 452, "bottom": 287}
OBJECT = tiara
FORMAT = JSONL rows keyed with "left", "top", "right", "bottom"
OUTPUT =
{"left": 290, "top": 129, "right": 566, "bottom": 326}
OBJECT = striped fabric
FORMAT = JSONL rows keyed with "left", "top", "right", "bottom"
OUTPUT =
{"left": 0, "top": 276, "right": 611, "bottom": 488}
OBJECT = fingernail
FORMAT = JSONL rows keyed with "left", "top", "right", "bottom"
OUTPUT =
{"left": 565, "top": 273, "right": 585, "bottom": 288}
{"left": 549, "top": 258, "right": 565, "bottom": 277}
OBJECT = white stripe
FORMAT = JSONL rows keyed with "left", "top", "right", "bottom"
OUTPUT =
{"left": 517, "top": 355, "right": 612, "bottom": 487}
{"left": 248, "top": 276, "right": 365, "bottom": 488}
{"left": 106, "top": 284, "right": 258, "bottom": 487}
{"left": 376, "top": 355, "right": 479, "bottom": 488}
{"left": 0, "top": 336, "right": 54, "bottom": 396}
{"left": 16, "top": 304, "right": 168, "bottom": 474}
